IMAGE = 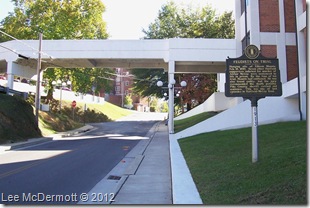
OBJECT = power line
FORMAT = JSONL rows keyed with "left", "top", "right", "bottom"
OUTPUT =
{"left": 0, "top": 44, "right": 18, "bottom": 54}
{"left": 0, "top": 30, "right": 53, "bottom": 59}
{"left": 0, "top": 44, "right": 30, "bottom": 59}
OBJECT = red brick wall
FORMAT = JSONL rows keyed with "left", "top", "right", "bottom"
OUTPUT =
{"left": 284, "top": 0, "right": 296, "bottom": 32}
{"left": 303, "top": 0, "right": 306, "bottom": 11}
{"left": 259, "top": 0, "right": 280, "bottom": 32}
{"left": 286, "top": 46, "right": 298, "bottom": 81}
{"left": 261, "top": 45, "right": 298, "bottom": 81}
{"left": 109, "top": 95, "right": 122, "bottom": 107}
{"left": 260, "top": 45, "right": 277, "bottom": 58}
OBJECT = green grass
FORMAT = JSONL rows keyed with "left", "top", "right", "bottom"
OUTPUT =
{"left": 0, "top": 94, "right": 133, "bottom": 143}
{"left": 61, "top": 100, "right": 133, "bottom": 121}
{"left": 38, "top": 100, "right": 133, "bottom": 136}
{"left": 84, "top": 102, "right": 133, "bottom": 121}
{"left": 178, "top": 121, "right": 307, "bottom": 205}
{"left": 38, "top": 110, "right": 83, "bottom": 136}
{"left": 174, "top": 111, "right": 218, "bottom": 133}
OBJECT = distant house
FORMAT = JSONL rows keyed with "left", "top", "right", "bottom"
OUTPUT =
{"left": 107, "top": 68, "right": 149, "bottom": 111}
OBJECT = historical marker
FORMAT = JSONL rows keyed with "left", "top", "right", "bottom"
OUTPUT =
{"left": 225, "top": 45, "right": 282, "bottom": 163}
{"left": 225, "top": 47, "right": 282, "bottom": 98}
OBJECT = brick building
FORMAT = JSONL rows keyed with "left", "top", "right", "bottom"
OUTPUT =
{"left": 230, "top": 0, "right": 307, "bottom": 119}
{"left": 107, "top": 68, "right": 149, "bottom": 111}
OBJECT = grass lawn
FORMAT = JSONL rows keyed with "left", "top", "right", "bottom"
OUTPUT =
{"left": 61, "top": 100, "right": 133, "bottom": 121}
{"left": 178, "top": 121, "right": 307, "bottom": 205}
{"left": 84, "top": 102, "right": 133, "bottom": 121}
{"left": 174, "top": 111, "right": 218, "bottom": 133}
{"left": 38, "top": 100, "right": 133, "bottom": 136}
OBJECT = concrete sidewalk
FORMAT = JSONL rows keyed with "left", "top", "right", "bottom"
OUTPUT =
{"left": 112, "top": 121, "right": 203, "bottom": 204}
{"left": 112, "top": 121, "right": 172, "bottom": 204}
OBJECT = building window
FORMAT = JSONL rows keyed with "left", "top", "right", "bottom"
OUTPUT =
{"left": 125, "top": 81, "right": 129, "bottom": 86}
{"left": 115, "top": 86, "right": 120, "bottom": 92}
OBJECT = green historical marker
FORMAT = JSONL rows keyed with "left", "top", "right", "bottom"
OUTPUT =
{"left": 225, "top": 45, "right": 282, "bottom": 163}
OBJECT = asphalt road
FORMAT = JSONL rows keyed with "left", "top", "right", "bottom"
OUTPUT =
{"left": 0, "top": 112, "right": 166, "bottom": 205}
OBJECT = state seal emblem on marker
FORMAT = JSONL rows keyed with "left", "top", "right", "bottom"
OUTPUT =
{"left": 244, "top": 45, "right": 260, "bottom": 59}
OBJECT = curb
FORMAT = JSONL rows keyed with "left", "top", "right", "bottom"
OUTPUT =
{"left": 169, "top": 134, "right": 203, "bottom": 204}
{"left": 78, "top": 121, "right": 162, "bottom": 204}
{"left": 54, "top": 125, "right": 94, "bottom": 138}
{"left": 0, "top": 125, "right": 95, "bottom": 153}
{"left": 0, "top": 137, "right": 52, "bottom": 152}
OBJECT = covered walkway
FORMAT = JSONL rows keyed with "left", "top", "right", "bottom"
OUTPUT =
{"left": 0, "top": 38, "right": 236, "bottom": 75}
{"left": 0, "top": 38, "right": 236, "bottom": 133}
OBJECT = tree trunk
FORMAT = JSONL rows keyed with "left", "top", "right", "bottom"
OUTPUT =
{"left": 187, "top": 102, "right": 191, "bottom": 111}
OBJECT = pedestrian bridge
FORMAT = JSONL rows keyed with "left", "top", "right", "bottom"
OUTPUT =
{"left": 0, "top": 38, "right": 237, "bottom": 134}
{"left": 0, "top": 38, "right": 236, "bottom": 83}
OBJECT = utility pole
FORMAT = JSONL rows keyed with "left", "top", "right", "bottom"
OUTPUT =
{"left": 35, "top": 33, "right": 43, "bottom": 126}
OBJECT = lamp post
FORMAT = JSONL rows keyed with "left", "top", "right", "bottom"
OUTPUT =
{"left": 52, "top": 79, "right": 71, "bottom": 113}
{"left": 157, "top": 79, "right": 187, "bottom": 133}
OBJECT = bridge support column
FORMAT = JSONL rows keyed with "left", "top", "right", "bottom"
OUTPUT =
{"left": 6, "top": 60, "right": 15, "bottom": 89}
{"left": 168, "top": 61, "right": 175, "bottom": 134}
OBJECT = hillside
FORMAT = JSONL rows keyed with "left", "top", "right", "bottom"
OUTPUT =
{"left": 0, "top": 94, "right": 41, "bottom": 144}
{"left": 0, "top": 94, "right": 133, "bottom": 144}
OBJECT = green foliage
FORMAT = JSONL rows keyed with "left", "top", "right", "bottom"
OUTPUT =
{"left": 43, "top": 67, "right": 114, "bottom": 99}
{"left": 0, "top": 0, "right": 108, "bottom": 41}
{"left": 135, "top": 2, "right": 234, "bottom": 109}
{"left": 143, "top": 2, "right": 235, "bottom": 39}
{"left": 0, "top": 0, "right": 112, "bottom": 102}
{"left": 160, "top": 101, "right": 168, "bottom": 113}
{"left": 130, "top": 68, "right": 167, "bottom": 98}
{"left": 179, "top": 121, "right": 307, "bottom": 205}
{"left": 149, "top": 97, "right": 158, "bottom": 112}
{"left": 124, "top": 95, "right": 133, "bottom": 109}
{"left": 62, "top": 106, "right": 110, "bottom": 123}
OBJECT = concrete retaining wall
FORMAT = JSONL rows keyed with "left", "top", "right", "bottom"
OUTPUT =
{"left": 173, "top": 96, "right": 300, "bottom": 140}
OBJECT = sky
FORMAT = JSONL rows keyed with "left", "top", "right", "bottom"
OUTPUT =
{"left": 0, "top": 0, "right": 234, "bottom": 40}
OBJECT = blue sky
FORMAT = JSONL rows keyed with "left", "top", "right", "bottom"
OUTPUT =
{"left": 0, "top": 0, "right": 234, "bottom": 39}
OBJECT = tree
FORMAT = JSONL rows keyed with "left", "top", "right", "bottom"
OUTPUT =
{"left": 135, "top": 2, "right": 235, "bottom": 110}
{"left": 0, "top": 0, "right": 108, "bottom": 41}
{"left": 130, "top": 68, "right": 167, "bottom": 98}
{"left": 143, "top": 2, "right": 235, "bottom": 39}
{"left": 0, "top": 0, "right": 113, "bottom": 103}
{"left": 124, "top": 95, "right": 133, "bottom": 109}
{"left": 179, "top": 74, "right": 217, "bottom": 110}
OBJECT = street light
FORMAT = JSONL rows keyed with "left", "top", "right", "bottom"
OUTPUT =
{"left": 157, "top": 79, "right": 187, "bottom": 95}
{"left": 52, "top": 79, "right": 71, "bottom": 113}
{"left": 157, "top": 78, "right": 187, "bottom": 133}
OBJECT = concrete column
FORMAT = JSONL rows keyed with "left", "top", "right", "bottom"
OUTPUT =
{"left": 277, "top": 0, "right": 288, "bottom": 84}
{"left": 295, "top": 0, "right": 307, "bottom": 120}
{"left": 168, "top": 61, "right": 175, "bottom": 134}
{"left": 249, "top": 0, "right": 261, "bottom": 47}
{"left": 6, "top": 60, "right": 14, "bottom": 89}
